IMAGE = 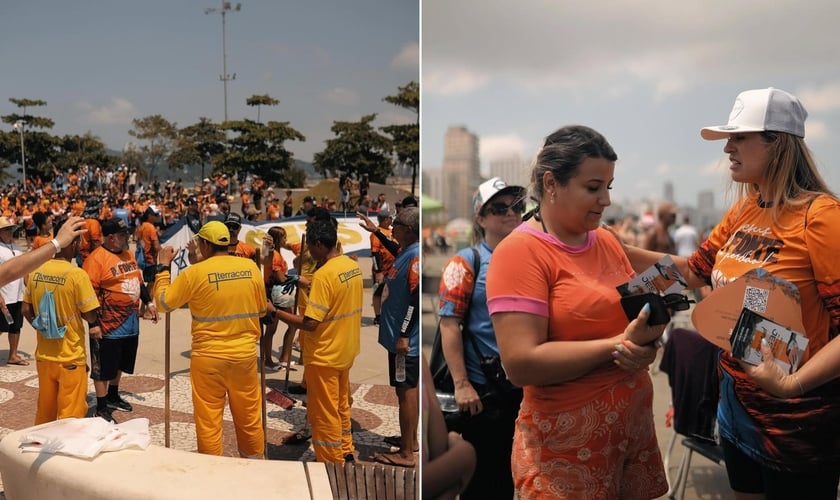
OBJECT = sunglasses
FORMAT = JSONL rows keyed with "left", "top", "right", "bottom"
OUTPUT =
{"left": 662, "top": 293, "right": 695, "bottom": 312}
{"left": 485, "top": 201, "right": 526, "bottom": 216}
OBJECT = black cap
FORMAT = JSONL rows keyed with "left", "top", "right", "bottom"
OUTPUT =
{"left": 224, "top": 212, "right": 242, "bottom": 227}
{"left": 102, "top": 218, "right": 130, "bottom": 236}
{"left": 401, "top": 195, "right": 418, "bottom": 208}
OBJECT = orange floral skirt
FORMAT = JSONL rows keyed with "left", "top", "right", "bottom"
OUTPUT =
{"left": 513, "top": 371, "right": 667, "bottom": 499}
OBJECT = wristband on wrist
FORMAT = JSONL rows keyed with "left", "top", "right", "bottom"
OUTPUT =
{"left": 50, "top": 238, "right": 61, "bottom": 255}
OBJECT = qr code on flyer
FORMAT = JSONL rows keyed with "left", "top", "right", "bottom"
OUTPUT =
{"left": 743, "top": 286, "right": 769, "bottom": 313}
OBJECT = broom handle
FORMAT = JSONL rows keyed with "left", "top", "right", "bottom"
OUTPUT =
{"left": 286, "top": 234, "right": 306, "bottom": 391}
{"left": 260, "top": 322, "right": 267, "bottom": 453}
{"left": 164, "top": 311, "right": 171, "bottom": 448}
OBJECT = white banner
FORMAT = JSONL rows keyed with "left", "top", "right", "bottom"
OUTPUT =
{"left": 160, "top": 214, "right": 371, "bottom": 279}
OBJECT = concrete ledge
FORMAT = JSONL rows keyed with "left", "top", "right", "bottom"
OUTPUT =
{"left": 0, "top": 425, "right": 332, "bottom": 500}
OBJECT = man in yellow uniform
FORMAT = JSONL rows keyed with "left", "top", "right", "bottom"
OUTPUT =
{"left": 275, "top": 219, "right": 363, "bottom": 463}
{"left": 154, "top": 221, "right": 267, "bottom": 458}
{"left": 22, "top": 218, "right": 100, "bottom": 424}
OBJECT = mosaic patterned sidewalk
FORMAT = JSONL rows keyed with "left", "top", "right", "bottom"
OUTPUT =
{"left": 0, "top": 366, "right": 403, "bottom": 494}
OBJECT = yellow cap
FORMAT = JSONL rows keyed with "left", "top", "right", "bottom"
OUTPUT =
{"left": 197, "top": 221, "right": 230, "bottom": 246}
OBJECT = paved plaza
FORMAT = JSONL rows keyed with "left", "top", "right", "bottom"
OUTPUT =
{"left": 0, "top": 256, "right": 404, "bottom": 496}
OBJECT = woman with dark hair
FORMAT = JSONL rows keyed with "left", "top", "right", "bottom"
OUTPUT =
{"left": 260, "top": 226, "right": 305, "bottom": 369}
{"left": 485, "top": 125, "right": 667, "bottom": 499}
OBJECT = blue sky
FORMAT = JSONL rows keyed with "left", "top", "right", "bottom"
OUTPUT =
{"left": 1, "top": 1, "right": 418, "bottom": 162}
{"left": 422, "top": 0, "right": 840, "bottom": 207}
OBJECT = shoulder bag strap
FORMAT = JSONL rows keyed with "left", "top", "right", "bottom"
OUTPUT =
{"left": 463, "top": 246, "right": 487, "bottom": 358}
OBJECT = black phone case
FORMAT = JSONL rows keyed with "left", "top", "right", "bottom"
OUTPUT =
{"left": 620, "top": 292, "right": 671, "bottom": 326}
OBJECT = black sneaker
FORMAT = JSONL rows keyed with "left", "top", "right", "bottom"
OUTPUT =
{"left": 95, "top": 407, "right": 117, "bottom": 423}
{"left": 107, "top": 395, "right": 133, "bottom": 412}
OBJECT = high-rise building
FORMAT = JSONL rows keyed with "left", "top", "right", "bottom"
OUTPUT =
{"left": 441, "top": 126, "right": 481, "bottom": 220}
{"left": 488, "top": 155, "right": 532, "bottom": 191}
{"left": 422, "top": 167, "right": 443, "bottom": 204}
{"left": 664, "top": 181, "right": 675, "bottom": 204}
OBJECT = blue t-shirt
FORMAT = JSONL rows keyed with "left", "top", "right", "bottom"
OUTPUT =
{"left": 438, "top": 240, "right": 496, "bottom": 384}
{"left": 378, "top": 242, "right": 420, "bottom": 356}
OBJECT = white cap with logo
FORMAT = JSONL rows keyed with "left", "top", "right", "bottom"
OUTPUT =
{"left": 472, "top": 177, "right": 527, "bottom": 216}
{"left": 701, "top": 87, "right": 807, "bottom": 140}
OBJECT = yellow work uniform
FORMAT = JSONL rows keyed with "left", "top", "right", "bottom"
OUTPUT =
{"left": 154, "top": 255, "right": 267, "bottom": 458}
{"left": 303, "top": 254, "right": 363, "bottom": 462}
{"left": 24, "top": 259, "right": 99, "bottom": 424}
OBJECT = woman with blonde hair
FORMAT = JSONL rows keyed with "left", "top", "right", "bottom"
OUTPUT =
{"left": 623, "top": 88, "right": 840, "bottom": 498}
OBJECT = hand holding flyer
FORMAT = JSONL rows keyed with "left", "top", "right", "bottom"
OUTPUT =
{"left": 730, "top": 308, "right": 808, "bottom": 373}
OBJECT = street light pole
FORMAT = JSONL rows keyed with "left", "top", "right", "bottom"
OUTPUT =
{"left": 13, "top": 120, "right": 25, "bottom": 188}
{"left": 205, "top": 1, "right": 241, "bottom": 123}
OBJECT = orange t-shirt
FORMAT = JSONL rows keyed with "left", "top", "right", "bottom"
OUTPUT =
{"left": 486, "top": 226, "right": 636, "bottom": 412}
{"left": 79, "top": 218, "right": 102, "bottom": 263}
{"left": 370, "top": 227, "right": 396, "bottom": 275}
{"left": 136, "top": 221, "right": 159, "bottom": 267}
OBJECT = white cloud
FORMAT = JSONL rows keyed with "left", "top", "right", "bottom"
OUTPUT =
{"left": 391, "top": 42, "right": 418, "bottom": 71}
{"left": 798, "top": 83, "right": 840, "bottom": 113}
{"left": 805, "top": 120, "right": 828, "bottom": 142}
{"left": 321, "top": 87, "right": 360, "bottom": 106}
{"left": 77, "top": 98, "right": 137, "bottom": 125}
{"left": 377, "top": 110, "right": 415, "bottom": 126}
{"left": 701, "top": 157, "right": 727, "bottom": 177}
{"left": 423, "top": 66, "right": 490, "bottom": 96}
{"left": 480, "top": 134, "right": 527, "bottom": 161}
{"left": 423, "top": 1, "right": 840, "bottom": 98}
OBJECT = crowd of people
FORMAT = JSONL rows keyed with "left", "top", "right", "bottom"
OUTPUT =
{"left": 3, "top": 86, "right": 837, "bottom": 498}
{"left": 0, "top": 158, "right": 425, "bottom": 468}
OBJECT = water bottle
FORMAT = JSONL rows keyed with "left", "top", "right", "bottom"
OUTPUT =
{"left": 436, "top": 392, "right": 458, "bottom": 413}
{"left": 2, "top": 308, "right": 12, "bottom": 324}
{"left": 395, "top": 354, "right": 406, "bottom": 382}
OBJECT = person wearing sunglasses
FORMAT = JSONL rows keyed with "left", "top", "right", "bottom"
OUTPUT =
{"left": 485, "top": 126, "right": 669, "bottom": 499}
{"left": 436, "top": 176, "right": 526, "bottom": 499}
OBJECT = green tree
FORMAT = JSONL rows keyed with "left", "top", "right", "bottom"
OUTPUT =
{"left": 127, "top": 115, "right": 178, "bottom": 182}
{"left": 52, "top": 133, "right": 112, "bottom": 175}
{"left": 2, "top": 98, "right": 55, "bottom": 130}
{"left": 245, "top": 94, "right": 280, "bottom": 124}
{"left": 168, "top": 118, "right": 226, "bottom": 181}
{"left": 381, "top": 81, "right": 419, "bottom": 194}
{"left": 216, "top": 119, "right": 306, "bottom": 187}
{"left": 1, "top": 98, "right": 57, "bottom": 182}
{"left": 313, "top": 114, "right": 394, "bottom": 184}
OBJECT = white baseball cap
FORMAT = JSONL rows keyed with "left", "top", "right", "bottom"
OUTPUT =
{"left": 701, "top": 87, "right": 807, "bottom": 140}
{"left": 472, "top": 177, "right": 526, "bottom": 216}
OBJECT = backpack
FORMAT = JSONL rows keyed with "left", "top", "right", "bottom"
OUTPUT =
{"left": 135, "top": 243, "right": 148, "bottom": 271}
{"left": 32, "top": 273, "right": 69, "bottom": 340}
{"left": 429, "top": 247, "right": 481, "bottom": 394}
